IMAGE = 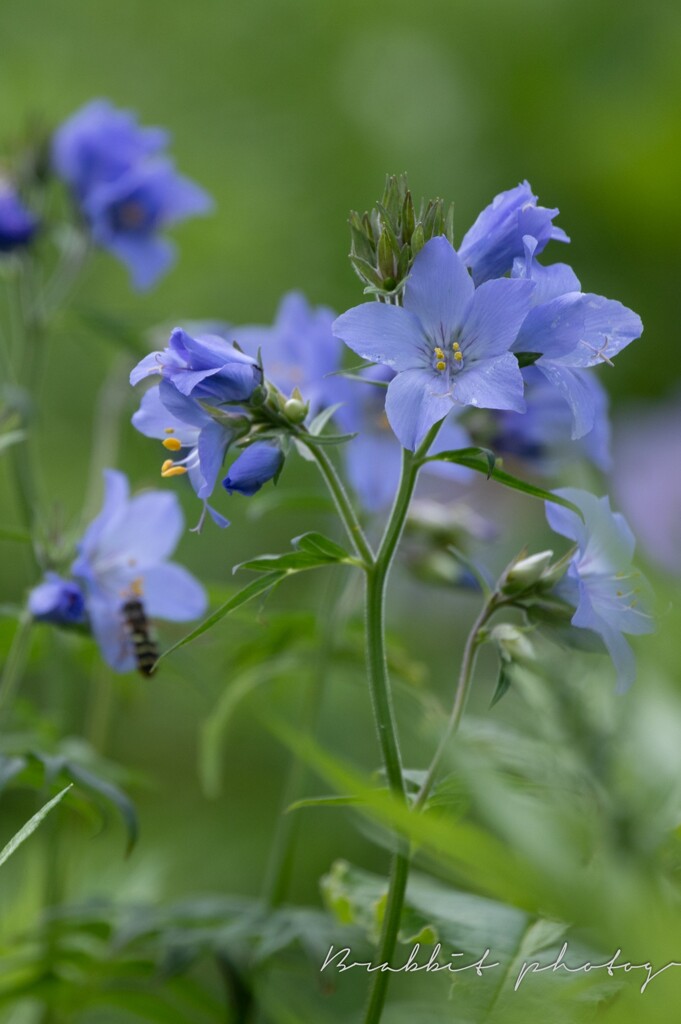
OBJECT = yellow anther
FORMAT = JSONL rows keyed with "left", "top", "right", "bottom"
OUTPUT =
{"left": 452, "top": 341, "right": 460, "bottom": 351}
{"left": 436, "top": 360, "right": 447, "bottom": 372}
{"left": 454, "top": 351, "right": 463, "bottom": 362}
{"left": 162, "top": 436, "right": 182, "bottom": 451}
{"left": 161, "top": 464, "right": 188, "bottom": 478}
{"left": 164, "top": 427, "right": 175, "bottom": 435}
{"left": 434, "top": 346, "right": 445, "bottom": 359}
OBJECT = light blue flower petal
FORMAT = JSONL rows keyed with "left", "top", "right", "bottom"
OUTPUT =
{"left": 130, "top": 351, "right": 163, "bottom": 386}
{"left": 402, "top": 237, "right": 474, "bottom": 339}
{"left": 158, "top": 379, "right": 211, "bottom": 429}
{"left": 205, "top": 503, "right": 230, "bottom": 529}
{"left": 555, "top": 295, "right": 643, "bottom": 368}
{"left": 196, "top": 422, "right": 232, "bottom": 499}
{"left": 105, "top": 234, "right": 176, "bottom": 291}
{"left": 597, "top": 624, "right": 636, "bottom": 694}
{"left": 75, "top": 469, "right": 130, "bottom": 571}
{"left": 132, "top": 385, "right": 201, "bottom": 445}
{"left": 88, "top": 593, "right": 136, "bottom": 673}
{"left": 385, "top": 368, "right": 453, "bottom": 451}
{"left": 345, "top": 433, "right": 403, "bottom": 512}
{"left": 460, "top": 278, "right": 534, "bottom": 360}
{"left": 452, "top": 353, "right": 525, "bottom": 413}
{"left": 536, "top": 363, "right": 596, "bottom": 439}
{"left": 333, "top": 303, "right": 427, "bottom": 371}
{"left": 98, "top": 491, "right": 184, "bottom": 568}
{"left": 160, "top": 174, "right": 214, "bottom": 226}
{"left": 140, "top": 563, "right": 208, "bottom": 621}
{"left": 514, "top": 292, "right": 587, "bottom": 359}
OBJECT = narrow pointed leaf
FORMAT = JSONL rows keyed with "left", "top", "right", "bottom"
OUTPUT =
{"left": 0, "top": 785, "right": 72, "bottom": 869}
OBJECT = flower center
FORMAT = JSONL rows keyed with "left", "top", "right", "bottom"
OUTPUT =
{"left": 432, "top": 340, "right": 464, "bottom": 375}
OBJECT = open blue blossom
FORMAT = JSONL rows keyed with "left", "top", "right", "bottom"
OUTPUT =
{"left": 52, "top": 100, "right": 213, "bottom": 290}
{"left": 459, "top": 181, "right": 569, "bottom": 286}
{"left": 71, "top": 470, "right": 207, "bottom": 671}
{"left": 52, "top": 99, "right": 169, "bottom": 199}
{"left": 28, "top": 573, "right": 86, "bottom": 626}
{"left": 545, "top": 488, "right": 654, "bottom": 692}
{"left": 333, "top": 237, "right": 534, "bottom": 451}
{"left": 132, "top": 383, "right": 233, "bottom": 528}
{"left": 233, "top": 292, "right": 345, "bottom": 416}
{"left": 130, "top": 327, "right": 261, "bottom": 405}
{"left": 0, "top": 184, "right": 39, "bottom": 253}
{"left": 511, "top": 241, "right": 642, "bottom": 439}
{"left": 223, "top": 442, "right": 285, "bottom": 497}
{"left": 490, "top": 366, "right": 611, "bottom": 473}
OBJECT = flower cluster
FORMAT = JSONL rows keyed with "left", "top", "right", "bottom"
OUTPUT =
{"left": 52, "top": 100, "right": 213, "bottom": 289}
{"left": 29, "top": 471, "right": 206, "bottom": 672}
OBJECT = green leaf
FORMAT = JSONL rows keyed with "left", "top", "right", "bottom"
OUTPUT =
{"left": 308, "top": 403, "right": 344, "bottom": 436}
{"left": 297, "top": 430, "right": 357, "bottom": 447}
{"left": 490, "top": 662, "right": 513, "bottom": 709}
{"left": 292, "top": 531, "right": 350, "bottom": 561}
{"left": 426, "top": 448, "right": 584, "bottom": 518}
{"left": 287, "top": 794, "right": 365, "bottom": 813}
{"left": 0, "top": 525, "right": 32, "bottom": 544}
{"left": 0, "top": 784, "right": 72, "bottom": 869}
{"left": 155, "top": 573, "right": 285, "bottom": 665}
{"left": 66, "top": 763, "right": 139, "bottom": 856}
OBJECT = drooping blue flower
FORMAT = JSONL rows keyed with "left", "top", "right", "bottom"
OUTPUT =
{"left": 52, "top": 99, "right": 169, "bottom": 200}
{"left": 333, "top": 237, "right": 534, "bottom": 451}
{"left": 71, "top": 469, "right": 207, "bottom": 671}
{"left": 490, "top": 366, "right": 611, "bottom": 473}
{"left": 511, "top": 241, "right": 642, "bottom": 439}
{"left": 223, "top": 441, "right": 285, "bottom": 497}
{"left": 131, "top": 383, "right": 233, "bottom": 528}
{"left": 545, "top": 488, "right": 654, "bottom": 692}
{"left": 130, "top": 327, "right": 261, "bottom": 405}
{"left": 336, "top": 365, "right": 473, "bottom": 512}
{"left": 459, "top": 181, "right": 569, "bottom": 286}
{"left": 52, "top": 100, "right": 213, "bottom": 290}
{"left": 28, "top": 573, "right": 86, "bottom": 626}
{"left": 233, "top": 292, "right": 346, "bottom": 416}
{"left": 0, "top": 184, "right": 39, "bottom": 253}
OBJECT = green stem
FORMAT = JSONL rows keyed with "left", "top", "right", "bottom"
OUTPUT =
{"left": 413, "top": 595, "right": 497, "bottom": 811}
{"left": 300, "top": 438, "right": 374, "bottom": 565}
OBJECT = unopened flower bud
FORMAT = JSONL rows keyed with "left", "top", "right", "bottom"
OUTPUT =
{"left": 503, "top": 550, "right": 554, "bottom": 594}
{"left": 491, "top": 623, "right": 535, "bottom": 665}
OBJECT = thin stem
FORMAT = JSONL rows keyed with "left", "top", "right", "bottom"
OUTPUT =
{"left": 413, "top": 595, "right": 497, "bottom": 811}
{"left": 300, "top": 437, "right": 374, "bottom": 564}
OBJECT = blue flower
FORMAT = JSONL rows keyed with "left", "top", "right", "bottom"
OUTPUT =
{"left": 28, "top": 573, "right": 86, "bottom": 626}
{"left": 511, "top": 241, "right": 642, "bottom": 439}
{"left": 52, "top": 100, "right": 213, "bottom": 290}
{"left": 131, "top": 383, "right": 232, "bottom": 528}
{"left": 71, "top": 470, "right": 207, "bottom": 672}
{"left": 545, "top": 488, "right": 654, "bottom": 692}
{"left": 233, "top": 292, "right": 345, "bottom": 417}
{"left": 0, "top": 184, "right": 39, "bottom": 253}
{"left": 490, "top": 366, "right": 611, "bottom": 473}
{"left": 130, "top": 327, "right": 261, "bottom": 405}
{"left": 52, "top": 99, "right": 169, "bottom": 200}
{"left": 459, "top": 181, "right": 569, "bottom": 286}
{"left": 333, "top": 237, "right": 534, "bottom": 451}
{"left": 223, "top": 442, "right": 285, "bottom": 497}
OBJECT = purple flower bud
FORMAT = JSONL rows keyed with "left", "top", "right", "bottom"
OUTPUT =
{"left": 28, "top": 573, "right": 86, "bottom": 625}
{"left": 223, "top": 442, "right": 285, "bottom": 497}
{"left": 0, "top": 184, "right": 39, "bottom": 253}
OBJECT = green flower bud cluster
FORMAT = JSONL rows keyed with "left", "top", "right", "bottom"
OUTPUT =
{"left": 348, "top": 174, "right": 455, "bottom": 297}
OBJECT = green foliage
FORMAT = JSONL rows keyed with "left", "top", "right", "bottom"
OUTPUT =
{"left": 0, "top": 784, "right": 71, "bottom": 869}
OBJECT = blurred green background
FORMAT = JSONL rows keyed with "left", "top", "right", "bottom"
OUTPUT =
{"left": 1, "top": 1, "right": 681, "bottom": 1020}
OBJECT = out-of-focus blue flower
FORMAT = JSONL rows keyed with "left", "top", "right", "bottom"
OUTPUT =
{"left": 233, "top": 292, "right": 345, "bottom": 416}
{"left": 490, "top": 366, "right": 611, "bottom": 473}
{"left": 223, "top": 441, "right": 285, "bottom": 497}
{"left": 71, "top": 469, "right": 207, "bottom": 672}
{"left": 52, "top": 100, "right": 213, "bottom": 290}
{"left": 28, "top": 573, "right": 86, "bottom": 626}
{"left": 512, "top": 241, "right": 642, "bottom": 439}
{"left": 336, "top": 365, "right": 473, "bottom": 512}
{"left": 132, "top": 383, "right": 232, "bottom": 528}
{"left": 130, "top": 327, "right": 261, "bottom": 405}
{"left": 333, "top": 237, "right": 534, "bottom": 451}
{"left": 82, "top": 159, "right": 213, "bottom": 290}
{"left": 613, "top": 398, "right": 681, "bottom": 576}
{"left": 52, "top": 99, "right": 168, "bottom": 199}
{"left": 459, "top": 181, "right": 569, "bottom": 286}
{"left": 0, "top": 184, "right": 39, "bottom": 253}
{"left": 545, "top": 488, "right": 654, "bottom": 692}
